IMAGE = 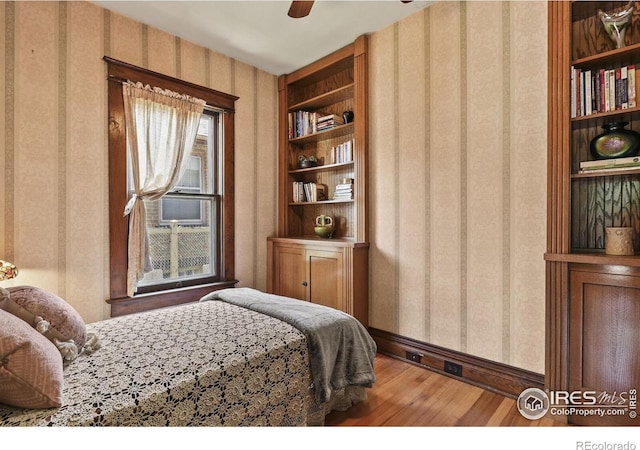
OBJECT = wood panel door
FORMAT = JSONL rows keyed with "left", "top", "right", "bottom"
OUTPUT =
{"left": 272, "top": 244, "right": 307, "bottom": 301}
{"left": 306, "top": 248, "right": 343, "bottom": 311}
{"left": 569, "top": 267, "right": 640, "bottom": 426}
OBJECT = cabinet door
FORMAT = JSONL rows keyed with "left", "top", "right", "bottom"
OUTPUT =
{"left": 272, "top": 245, "right": 307, "bottom": 301}
{"left": 569, "top": 268, "right": 640, "bottom": 426}
{"left": 306, "top": 249, "right": 343, "bottom": 311}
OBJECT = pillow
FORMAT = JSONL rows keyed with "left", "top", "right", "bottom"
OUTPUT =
{"left": 1, "top": 286, "right": 87, "bottom": 362}
{"left": 0, "top": 309, "right": 64, "bottom": 409}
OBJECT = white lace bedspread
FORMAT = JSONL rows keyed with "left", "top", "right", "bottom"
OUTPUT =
{"left": 0, "top": 301, "right": 323, "bottom": 426}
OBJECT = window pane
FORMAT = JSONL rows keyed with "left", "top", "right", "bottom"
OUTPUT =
{"left": 140, "top": 196, "right": 218, "bottom": 286}
{"left": 174, "top": 156, "right": 201, "bottom": 190}
{"left": 161, "top": 195, "right": 202, "bottom": 223}
{"left": 195, "top": 114, "right": 215, "bottom": 195}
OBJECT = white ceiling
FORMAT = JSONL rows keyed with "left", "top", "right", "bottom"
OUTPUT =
{"left": 93, "top": 0, "right": 433, "bottom": 75}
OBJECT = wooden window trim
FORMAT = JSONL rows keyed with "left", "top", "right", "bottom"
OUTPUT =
{"left": 104, "top": 57, "right": 239, "bottom": 316}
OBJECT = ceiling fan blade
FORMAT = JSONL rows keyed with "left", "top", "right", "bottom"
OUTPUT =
{"left": 288, "top": 1, "right": 314, "bottom": 18}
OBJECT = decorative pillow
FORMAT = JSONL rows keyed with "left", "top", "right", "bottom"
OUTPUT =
{"left": 0, "top": 309, "right": 64, "bottom": 409}
{"left": 1, "top": 286, "right": 88, "bottom": 363}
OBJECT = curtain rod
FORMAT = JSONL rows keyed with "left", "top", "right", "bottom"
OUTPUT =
{"left": 107, "top": 74, "right": 129, "bottom": 84}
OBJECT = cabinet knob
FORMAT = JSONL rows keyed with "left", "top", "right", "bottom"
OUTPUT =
{"left": 301, "top": 281, "right": 308, "bottom": 287}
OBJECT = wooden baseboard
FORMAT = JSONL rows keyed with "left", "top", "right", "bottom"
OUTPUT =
{"left": 369, "top": 327, "right": 544, "bottom": 399}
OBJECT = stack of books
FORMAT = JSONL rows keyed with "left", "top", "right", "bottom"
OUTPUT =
{"left": 293, "top": 182, "right": 326, "bottom": 203}
{"left": 316, "top": 114, "right": 343, "bottom": 132}
{"left": 333, "top": 178, "right": 354, "bottom": 200}
{"left": 579, "top": 156, "right": 640, "bottom": 174}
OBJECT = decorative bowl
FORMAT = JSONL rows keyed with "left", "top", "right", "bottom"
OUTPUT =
{"left": 298, "top": 159, "right": 318, "bottom": 169}
{"left": 314, "top": 225, "right": 334, "bottom": 238}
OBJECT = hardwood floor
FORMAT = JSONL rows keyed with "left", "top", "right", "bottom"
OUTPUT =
{"left": 325, "top": 353, "right": 565, "bottom": 427}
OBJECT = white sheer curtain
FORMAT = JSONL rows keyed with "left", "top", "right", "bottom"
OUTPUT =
{"left": 122, "top": 81, "right": 206, "bottom": 297}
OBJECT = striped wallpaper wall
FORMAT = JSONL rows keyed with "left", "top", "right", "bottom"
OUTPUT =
{"left": 1, "top": 1, "right": 278, "bottom": 323}
{"left": 368, "top": 1, "right": 548, "bottom": 373}
{"left": 2, "top": 1, "right": 548, "bottom": 373}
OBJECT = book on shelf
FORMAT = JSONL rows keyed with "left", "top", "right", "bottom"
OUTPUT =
{"left": 579, "top": 70, "right": 585, "bottom": 116}
{"left": 622, "top": 66, "right": 629, "bottom": 109}
{"left": 615, "top": 67, "right": 622, "bottom": 110}
{"left": 585, "top": 69, "right": 592, "bottom": 116}
{"left": 604, "top": 68, "right": 610, "bottom": 112}
{"left": 292, "top": 181, "right": 326, "bottom": 203}
{"left": 333, "top": 192, "right": 353, "bottom": 200}
{"left": 595, "top": 68, "right": 600, "bottom": 112}
{"left": 570, "top": 67, "right": 576, "bottom": 118}
{"left": 609, "top": 69, "right": 616, "bottom": 111}
{"left": 629, "top": 65, "right": 636, "bottom": 108}
{"left": 579, "top": 155, "right": 640, "bottom": 172}
{"left": 316, "top": 121, "right": 341, "bottom": 131}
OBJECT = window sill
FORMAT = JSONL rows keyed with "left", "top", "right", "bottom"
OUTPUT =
{"left": 107, "top": 280, "right": 238, "bottom": 317}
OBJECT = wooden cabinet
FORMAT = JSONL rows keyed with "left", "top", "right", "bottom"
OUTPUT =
{"left": 547, "top": 1, "right": 640, "bottom": 425}
{"left": 569, "top": 264, "right": 640, "bottom": 426}
{"left": 267, "top": 35, "right": 369, "bottom": 325}
{"left": 267, "top": 237, "right": 369, "bottom": 326}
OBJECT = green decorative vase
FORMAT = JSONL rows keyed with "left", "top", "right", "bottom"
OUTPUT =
{"left": 314, "top": 215, "right": 334, "bottom": 238}
{"left": 590, "top": 122, "right": 640, "bottom": 160}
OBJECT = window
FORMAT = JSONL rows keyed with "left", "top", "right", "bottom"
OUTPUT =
{"left": 106, "top": 57, "right": 238, "bottom": 316}
{"left": 137, "top": 108, "right": 221, "bottom": 293}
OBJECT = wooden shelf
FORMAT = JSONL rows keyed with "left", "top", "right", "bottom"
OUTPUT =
{"left": 289, "top": 161, "right": 354, "bottom": 175}
{"left": 269, "top": 235, "right": 369, "bottom": 248}
{"left": 289, "top": 84, "right": 354, "bottom": 112}
{"left": 570, "top": 106, "right": 640, "bottom": 123}
{"left": 571, "top": 42, "right": 640, "bottom": 68}
{"left": 545, "top": 251, "right": 640, "bottom": 267}
{"left": 289, "top": 199, "right": 354, "bottom": 206}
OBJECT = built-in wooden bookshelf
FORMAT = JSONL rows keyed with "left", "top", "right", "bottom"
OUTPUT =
{"left": 547, "top": 1, "right": 640, "bottom": 426}
{"left": 267, "top": 35, "right": 369, "bottom": 326}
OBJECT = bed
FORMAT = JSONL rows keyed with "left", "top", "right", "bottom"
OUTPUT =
{"left": 0, "top": 287, "right": 376, "bottom": 426}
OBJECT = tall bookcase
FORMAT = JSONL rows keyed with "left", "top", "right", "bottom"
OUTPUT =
{"left": 547, "top": 1, "right": 640, "bottom": 426}
{"left": 267, "top": 36, "right": 369, "bottom": 326}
